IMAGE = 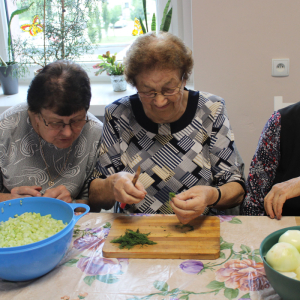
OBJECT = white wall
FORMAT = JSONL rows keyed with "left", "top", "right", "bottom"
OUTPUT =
{"left": 192, "top": 0, "right": 300, "bottom": 175}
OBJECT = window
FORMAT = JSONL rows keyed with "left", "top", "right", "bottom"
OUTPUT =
{"left": 0, "top": 0, "right": 192, "bottom": 82}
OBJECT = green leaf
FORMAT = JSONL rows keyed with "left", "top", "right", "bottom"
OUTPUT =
{"left": 219, "top": 252, "right": 226, "bottom": 259}
{"left": 240, "top": 245, "right": 251, "bottom": 253}
{"left": 253, "top": 249, "right": 260, "bottom": 255}
{"left": 142, "top": 0, "right": 148, "bottom": 32}
{"left": 151, "top": 13, "right": 156, "bottom": 31}
{"left": 84, "top": 275, "right": 96, "bottom": 286}
{"left": 229, "top": 217, "right": 242, "bottom": 224}
{"left": 153, "top": 280, "right": 169, "bottom": 292}
{"left": 232, "top": 254, "right": 242, "bottom": 260}
{"left": 64, "top": 258, "right": 79, "bottom": 267}
{"left": 170, "top": 288, "right": 180, "bottom": 294}
{"left": 253, "top": 255, "right": 263, "bottom": 263}
{"left": 96, "top": 274, "right": 119, "bottom": 284}
{"left": 241, "top": 293, "right": 250, "bottom": 298}
{"left": 160, "top": 0, "right": 171, "bottom": 31}
{"left": 220, "top": 236, "right": 224, "bottom": 243}
{"left": 220, "top": 242, "right": 234, "bottom": 250}
{"left": 139, "top": 17, "right": 147, "bottom": 35}
{"left": 161, "top": 8, "right": 172, "bottom": 32}
{"left": 8, "top": 3, "right": 34, "bottom": 61}
{"left": 206, "top": 280, "right": 225, "bottom": 290}
{"left": 179, "top": 295, "right": 189, "bottom": 300}
{"left": 224, "top": 287, "right": 239, "bottom": 299}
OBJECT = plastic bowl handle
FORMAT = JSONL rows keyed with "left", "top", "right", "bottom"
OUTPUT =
{"left": 67, "top": 203, "right": 90, "bottom": 223}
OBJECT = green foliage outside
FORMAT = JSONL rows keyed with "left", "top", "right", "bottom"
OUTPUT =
{"left": 102, "top": 2, "right": 110, "bottom": 35}
{"left": 110, "top": 5, "right": 122, "bottom": 28}
{"left": 130, "top": 0, "right": 144, "bottom": 21}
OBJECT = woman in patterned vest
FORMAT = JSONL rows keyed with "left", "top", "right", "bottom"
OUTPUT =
{"left": 88, "top": 32, "right": 245, "bottom": 223}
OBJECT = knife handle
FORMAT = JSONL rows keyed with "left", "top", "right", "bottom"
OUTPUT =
{"left": 120, "top": 166, "right": 141, "bottom": 210}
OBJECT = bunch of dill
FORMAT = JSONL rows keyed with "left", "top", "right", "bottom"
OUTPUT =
{"left": 110, "top": 229, "right": 157, "bottom": 250}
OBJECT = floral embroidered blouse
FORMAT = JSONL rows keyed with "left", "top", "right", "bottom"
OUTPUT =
{"left": 241, "top": 112, "right": 281, "bottom": 215}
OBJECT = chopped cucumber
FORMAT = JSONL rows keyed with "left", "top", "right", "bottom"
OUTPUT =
{"left": 0, "top": 212, "right": 67, "bottom": 247}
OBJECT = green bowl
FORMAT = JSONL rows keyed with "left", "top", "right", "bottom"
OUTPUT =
{"left": 260, "top": 226, "right": 300, "bottom": 300}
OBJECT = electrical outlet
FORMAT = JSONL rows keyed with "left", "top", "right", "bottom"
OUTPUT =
{"left": 272, "top": 59, "right": 289, "bottom": 77}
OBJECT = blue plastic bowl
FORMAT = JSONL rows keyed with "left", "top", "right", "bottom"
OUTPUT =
{"left": 260, "top": 226, "right": 300, "bottom": 300}
{"left": 0, "top": 197, "right": 90, "bottom": 281}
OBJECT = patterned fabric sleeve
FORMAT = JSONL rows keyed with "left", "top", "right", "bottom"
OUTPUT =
{"left": 88, "top": 107, "right": 121, "bottom": 184}
{"left": 241, "top": 112, "right": 281, "bottom": 215}
{"left": 76, "top": 119, "right": 103, "bottom": 200}
{"left": 209, "top": 98, "right": 245, "bottom": 188}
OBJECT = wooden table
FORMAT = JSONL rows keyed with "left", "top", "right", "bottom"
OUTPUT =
{"left": 0, "top": 213, "right": 298, "bottom": 300}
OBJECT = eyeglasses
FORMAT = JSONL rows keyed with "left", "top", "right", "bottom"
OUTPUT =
{"left": 137, "top": 75, "right": 185, "bottom": 99}
{"left": 39, "top": 113, "right": 89, "bottom": 131}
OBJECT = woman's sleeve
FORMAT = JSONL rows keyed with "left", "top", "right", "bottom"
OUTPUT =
{"left": 210, "top": 100, "right": 245, "bottom": 189}
{"left": 87, "top": 107, "right": 122, "bottom": 185}
{"left": 76, "top": 120, "right": 103, "bottom": 200}
{"left": 240, "top": 112, "right": 281, "bottom": 215}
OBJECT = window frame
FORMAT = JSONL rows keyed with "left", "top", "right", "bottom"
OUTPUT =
{"left": 0, "top": 0, "right": 193, "bottom": 84}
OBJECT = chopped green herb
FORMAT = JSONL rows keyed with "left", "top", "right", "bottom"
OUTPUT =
{"left": 175, "top": 224, "right": 194, "bottom": 232}
{"left": 165, "top": 192, "right": 176, "bottom": 212}
{"left": 103, "top": 222, "right": 111, "bottom": 228}
{"left": 110, "top": 228, "right": 157, "bottom": 250}
{"left": 9, "top": 203, "right": 11, "bottom": 206}
{"left": 20, "top": 200, "right": 23, "bottom": 206}
{"left": 169, "top": 192, "right": 176, "bottom": 199}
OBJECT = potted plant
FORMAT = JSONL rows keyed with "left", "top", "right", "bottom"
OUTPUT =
{"left": 0, "top": 4, "right": 32, "bottom": 95}
{"left": 132, "top": 0, "right": 172, "bottom": 35}
{"left": 93, "top": 51, "right": 126, "bottom": 92}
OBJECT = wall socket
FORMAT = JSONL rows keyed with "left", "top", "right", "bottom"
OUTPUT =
{"left": 272, "top": 59, "right": 289, "bottom": 77}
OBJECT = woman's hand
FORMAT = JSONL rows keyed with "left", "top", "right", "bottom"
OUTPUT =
{"left": 11, "top": 186, "right": 43, "bottom": 198}
{"left": 170, "top": 186, "right": 218, "bottom": 224}
{"left": 43, "top": 185, "right": 72, "bottom": 203}
{"left": 264, "top": 177, "right": 300, "bottom": 220}
{"left": 112, "top": 172, "right": 147, "bottom": 206}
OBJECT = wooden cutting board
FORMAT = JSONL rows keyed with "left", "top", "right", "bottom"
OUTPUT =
{"left": 103, "top": 215, "right": 220, "bottom": 259}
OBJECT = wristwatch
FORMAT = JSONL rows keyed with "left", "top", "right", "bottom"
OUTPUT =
{"left": 207, "top": 186, "right": 221, "bottom": 208}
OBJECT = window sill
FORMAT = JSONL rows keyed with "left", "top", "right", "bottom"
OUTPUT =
{"left": 0, "top": 82, "right": 137, "bottom": 116}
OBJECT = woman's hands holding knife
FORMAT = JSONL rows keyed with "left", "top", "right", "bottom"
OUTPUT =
{"left": 114, "top": 166, "right": 146, "bottom": 209}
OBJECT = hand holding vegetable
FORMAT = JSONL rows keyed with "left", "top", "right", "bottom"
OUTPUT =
{"left": 170, "top": 186, "right": 218, "bottom": 224}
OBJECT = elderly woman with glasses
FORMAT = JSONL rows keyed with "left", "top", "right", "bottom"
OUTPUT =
{"left": 0, "top": 60, "right": 102, "bottom": 208}
{"left": 88, "top": 32, "right": 245, "bottom": 223}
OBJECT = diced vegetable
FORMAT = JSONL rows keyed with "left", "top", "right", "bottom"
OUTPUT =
{"left": 0, "top": 212, "right": 67, "bottom": 247}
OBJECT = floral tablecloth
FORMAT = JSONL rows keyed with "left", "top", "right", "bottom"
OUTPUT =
{"left": 0, "top": 213, "right": 297, "bottom": 300}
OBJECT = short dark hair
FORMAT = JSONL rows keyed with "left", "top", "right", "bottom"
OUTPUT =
{"left": 27, "top": 60, "right": 91, "bottom": 116}
{"left": 124, "top": 31, "right": 194, "bottom": 87}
